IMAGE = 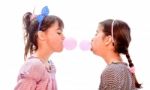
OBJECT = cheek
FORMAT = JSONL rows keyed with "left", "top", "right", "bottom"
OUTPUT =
{"left": 47, "top": 34, "right": 63, "bottom": 50}
{"left": 92, "top": 37, "right": 104, "bottom": 54}
{"left": 92, "top": 38, "right": 99, "bottom": 51}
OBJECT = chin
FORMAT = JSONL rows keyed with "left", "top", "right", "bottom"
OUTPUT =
{"left": 92, "top": 51, "right": 96, "bottom": 55}
{"left": 56, "top": 48, "right": 63, "bottom": 52}
{"left": 91, "top": 48, "right": 99, "bottom": 56}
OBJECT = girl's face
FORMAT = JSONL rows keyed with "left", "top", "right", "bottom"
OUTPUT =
{"left": 91, "top": 25, "right": 107, "bottom": 56}
{"left": 45, "top": 21, "right": 65, "bottom": 52}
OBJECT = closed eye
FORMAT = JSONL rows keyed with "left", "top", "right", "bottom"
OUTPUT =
{"left": 57, "top": 32, "right": 62, "bottom": 35}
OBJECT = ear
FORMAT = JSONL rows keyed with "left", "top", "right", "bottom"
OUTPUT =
{"left": 104, "top": 35, "right": 113, "bottom": 46}
{"left": 37, "top": 31, "right": 46, "bottom": 40}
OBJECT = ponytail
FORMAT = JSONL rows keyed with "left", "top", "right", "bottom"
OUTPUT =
{"left": 23, "top": 12, "right": 32, "bottom": 32}
{"left": 23, "top": 12, "right": 38, "bottom": 60}
{"left": 125, "top": 51, "right": 142, "bottom": 88}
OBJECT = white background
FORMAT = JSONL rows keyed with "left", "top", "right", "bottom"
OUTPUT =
{"left": 0, "top": 0, "right": 149, "bottom": 90}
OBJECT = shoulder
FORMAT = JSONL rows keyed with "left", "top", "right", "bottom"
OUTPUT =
{"left": 18, "top": 57, "right": 45, "bottom": 81}
{"left": 22, "top": 57, "right": 45, "bottom": 71}
{"left": 104, "top": 63, "right": 128, "bottom": 73}
{"left": 101, "top": 63, "right": 129, "bottom": 80}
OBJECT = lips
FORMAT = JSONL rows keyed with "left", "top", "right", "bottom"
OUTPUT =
{"left": 90, "top": 42, "right": 94, "bottom": 51}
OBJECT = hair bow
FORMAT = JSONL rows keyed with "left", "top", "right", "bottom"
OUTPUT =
{"left": 36, "top": 6, "right": 49, "bottom": 31}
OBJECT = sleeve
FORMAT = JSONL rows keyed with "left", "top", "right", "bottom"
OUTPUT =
{"left": 14, "top": 59, "right": 45, "bottom": 90}
{"left": 99, "top": 67, "right": 124, "bottom": 90}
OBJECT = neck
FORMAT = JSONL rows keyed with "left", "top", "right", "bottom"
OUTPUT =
{"left": 34, "top": 47, "right": 53, "bottom": 63}
{"left": 102, "top": 51, "right": 122, "bottom": 64}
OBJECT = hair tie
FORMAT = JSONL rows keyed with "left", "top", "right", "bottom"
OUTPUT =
{"left": 30, "top": 7, "right": 36, "bottom": 20}
{"left": 30, "top": 14, "right": 36, "bottom": 20}
{"left": 129, "top": 66, "right": 135, "bottom": 74}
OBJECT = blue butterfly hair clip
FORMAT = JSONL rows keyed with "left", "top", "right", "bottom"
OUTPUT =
{"left": 36, "top": 6, "right": 49, "bottom": 31}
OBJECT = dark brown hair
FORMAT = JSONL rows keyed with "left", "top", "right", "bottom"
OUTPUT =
{"left": 99, "top": 19, "right": 141, "bottom": 88}
{"left": 23, "top": 12, "right": 64, "bottom": 60}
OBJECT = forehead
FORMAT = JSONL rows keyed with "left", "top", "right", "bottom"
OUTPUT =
{"left": 97, "top": 24, "right": 104, "bottom": 32}
{"left": 50, "top": 21, "right": 63, "bottom": 31}
{"left": 56, "top": 21, "right": 64, "bottom": 30}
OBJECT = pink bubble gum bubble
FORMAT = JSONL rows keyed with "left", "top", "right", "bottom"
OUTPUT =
{"left": 79, "top": 40, "right": 91, "bottom": 51}
{"left": 63, "top": 37, "right": 77, "bottom": 50}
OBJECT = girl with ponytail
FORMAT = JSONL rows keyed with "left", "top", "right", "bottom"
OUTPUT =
{"left": 15, "top": 6, "right": 65, "bottom": 90}
{"left": 91, "top": 19, "right": 141, "bottom": 90}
